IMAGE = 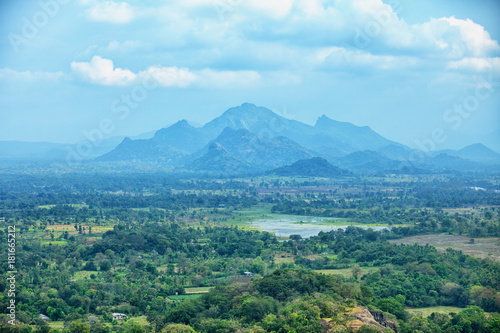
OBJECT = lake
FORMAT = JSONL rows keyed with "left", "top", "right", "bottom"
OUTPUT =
{"left": 246, "top": 214, "right": 389, "bottom": 238}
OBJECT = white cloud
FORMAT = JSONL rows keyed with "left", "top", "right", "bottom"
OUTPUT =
{"left": 444, "top": 17, "right": 499, "bottom": 56}
{"left": 140, "top": 66, "right": 197, "bottom": 88}
{"left": 0, "top": 68, "right": 65, "bottom": 81}
{"left": 413, "top": 17, "right": 500, "bottom": 58}
{"left": 71, "top": 56, "right": 136, "bottom": 85}
{"left": 314, "top": 46, "right": 417, "bottom": 71}
{"left": 84, "top": 1, "right": 135, "bottom": 24}
{"left": 70, "top": 56, "right": 261, "bottom": 88}
{"left": 243, "top": 0, "right": 295, "bottom": 19}
{"left": 447, "top": 57, "right": 500, "bottom": 72}
{"left": 171, "top": 0, "right": 294, "bottom": 19}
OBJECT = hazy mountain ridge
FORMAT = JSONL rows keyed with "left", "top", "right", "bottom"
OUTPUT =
{"left": 432, "top": 143, "right": 500, "bottom": 164}
{"left": 1, "top": 103, "right": 498, "bottom": 175}
{"left": 270, "top": 157, "right": 351, "bottom": 177}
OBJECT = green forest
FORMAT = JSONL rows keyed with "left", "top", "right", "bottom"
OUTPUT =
{"left": 1, "top": 173, "right": 499, "bottom": 332}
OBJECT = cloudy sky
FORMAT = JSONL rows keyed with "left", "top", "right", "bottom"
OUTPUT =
{"left": 1, "top": 0, "right": 499, "bottom": 151}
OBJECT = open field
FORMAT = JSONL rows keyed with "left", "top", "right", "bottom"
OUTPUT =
{"left": 314, "top": 267, "right": 380, "bottom": 278}
{"left": 406, "top": 306, "right": 464, "bottom": 317}
{"left": 39, "top": 204, "right": 89, "bottom": 209}
{"left": 168, "top": 294, "right": 203, "bottom": 301}
{"left": 48, "top": 321, "right": 65, "bottom": 330}
{"left": 73, "top": 271, "right": 99, "bottom": 280}
{"left": 45, "top": 224, "right": 114, "bottom": 235}
{"left": 185, "top": 287, "right": 212, "bottom": 294}
{"left": 274, "top": 252, "right": 296, "bottom": 264}
{"left": 389, "top": 234, "right": 500, "bottom": 261}
{"left": 41, "top": 240, "right": 68, "bottom": 246}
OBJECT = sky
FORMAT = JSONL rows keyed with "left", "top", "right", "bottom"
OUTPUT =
{"left": 0, "top": 0, "right": 499, "bottom": 151}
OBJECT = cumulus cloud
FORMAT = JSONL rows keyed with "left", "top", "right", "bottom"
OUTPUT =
{"left": 70, "top": 56, "right": 261, "bottom": 88}
{"left": 84, "top": 1, "right": 135, "bottom": 24}
{"left": 412, "top": 17, "right": 500, "bottom": 58}
{"left": 71, "top": 56, "right": 136, "bottom": 85}
{"left": 76, "top": 1, "right": 500, "bottom": 77}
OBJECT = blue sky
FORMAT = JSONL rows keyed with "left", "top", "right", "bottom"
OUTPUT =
{"left": 0, "top": 0, "right": 499, "bottom": 151}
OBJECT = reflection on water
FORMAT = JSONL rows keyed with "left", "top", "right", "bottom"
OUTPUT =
{"left": 249, "top": 215, "right": 388, "bottom": 238}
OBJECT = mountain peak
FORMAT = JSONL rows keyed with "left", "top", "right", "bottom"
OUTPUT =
{"left": 456, "top": 143, "right": 500, "bottom": 163}
{"left": 460, "top": 143, "right": 491, "bottom": 152}
{"left": 270, "top": 157, "right": 350, "bottom": 177}
{"left": 171, "top": 119, "right": 194, "bottom": 128}
{"left": 241, "top": 102, "right": 257, "bottom": 108}
{"left": 221, "top": 103, "right": 277, "bottom": 118}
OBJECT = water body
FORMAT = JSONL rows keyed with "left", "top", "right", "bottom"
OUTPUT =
{"left": 248, "top": 215, "right": 388, "bottom": 238}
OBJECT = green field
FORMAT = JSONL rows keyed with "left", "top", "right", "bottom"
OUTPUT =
{"left": 390, "top": 234, "right": 500, "bottom": 261}
{"left": 41, "top": 241, "right": 68, "bottom": 246}
{"left": 185, "top": 287, "right": 212, "bottom": 293}
{"left": 167, "top": 294, "right": 203, "bottom": 301}
{"left": 314, "top": 267, "right": 380, "bottom": 278}
{"left": 73, "top": 271, "right": 99, "bottom": 279}
{"left": 48, "top": 321, "right": 65, "bottom": 330}
{"left": 39, "top": 204, "right": 89, "bottom": 209}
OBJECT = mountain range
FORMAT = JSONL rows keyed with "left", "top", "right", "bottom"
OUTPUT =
{"left": 1, "top": 103, "right": 499, "bottom": 175}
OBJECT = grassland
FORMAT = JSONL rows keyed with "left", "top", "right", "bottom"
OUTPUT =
{"left": 73, "top": 271, "right": 99, "bottom": 280}
{"left": 314, "top": 267, "right": 380, "bottom": 278}
{"left": 185, "top": 287, "right": 212, "bottom": 294}
{"left": 167, "top": 294, "right": 203, "bottom": 301}
{"left": 389, "top": 234, "right": 500, "bottom": 261}
{"left": 39, "top": 204, "right": 89, "bottom": 209}
{"left": 41, "top": 241, "right": 68, "bottom": 246}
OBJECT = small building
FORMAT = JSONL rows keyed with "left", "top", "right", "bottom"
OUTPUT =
{"left": 243, "top": 271, "right": 255, "bottom": 277}
{"left": 112, "top": 313, "right": 128, "bottom": 321}
{"left": 38, "top": 314, "right": 51, "bottom": 322}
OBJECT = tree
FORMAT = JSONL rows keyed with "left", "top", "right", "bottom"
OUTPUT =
{"left": 161, "top": 324, "right": 196, "bottom": 333}
{"left": 239, "top": 296, "right": 278, "bottom": 323}
{"left": 99, "top": 260, "right": 112, "bottom": 272}
{"left": 352, "top": 265, "right": 362, "bottom": 280}
{"left": 445, "top": 306, "right": 488, "bottom": 333}
{"left": 84, "top": 261, "right": 97, "bottom": 271}
{"left": 68, "top": 320, "right": 90, "bottom": 333}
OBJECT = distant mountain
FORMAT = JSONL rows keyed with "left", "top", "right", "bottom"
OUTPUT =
{"left": 0, "top": 141, "right": 66, "bottom": 161}
{"left": 187, "top": 142, "right": 250, "bottom": 174}
{"left": 270, "top": 157, "right": 350, "bottom": 177}
{"left": 153, "top": 120, "right": 211, "bottom": 153}
{"left": 376, "top": 144, "right": 413, "bottom": 161}
{"left": 431, "top": 143, "right": 500, "bottom": 164}
{"left": 190, "top": 127, "right": 314, "bottom": 170}
{"left": 455, "top": 144, "right": 500, "bottom": 164}
{"left": 97, "top": 137, "right": 189, "bottom": 163}
{"left": 314, "top": 115, "right": 403, "bottom": 153}
{"left": 3, "top": 103, "right": 497, "bottom": 175}
{"left": 422, "top": 153, "right": 480, "bottom": 171}
{"left": 0, "top": 130, "right": 156, "bottom": 162}
{"left": 479, "top": 130, "right": 500, "bottom": 154}
{"left": 330, "top": 150, "right": 400, "bottom": 171}
{"left": 0, "top": 136, "right": 125, "bottom": 161}
{"left": 98, "top": 103, "right": 407, "bottom": 165}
